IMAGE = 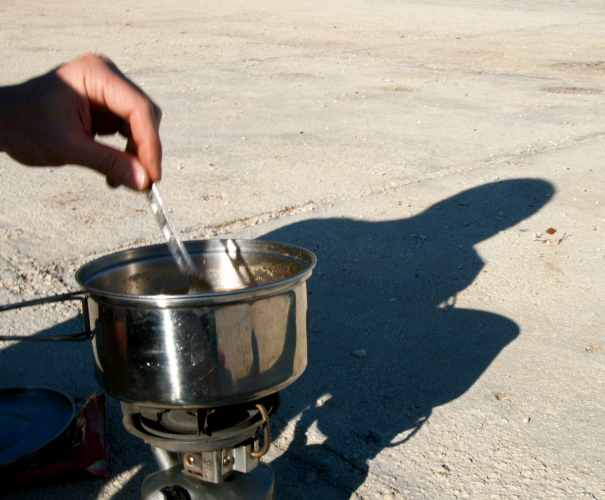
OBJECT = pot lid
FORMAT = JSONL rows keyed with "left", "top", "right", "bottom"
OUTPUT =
{"left": 0, "top": 387, "right": 75, "bottom": 469}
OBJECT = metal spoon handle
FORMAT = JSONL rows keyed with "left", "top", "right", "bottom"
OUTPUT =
{"left": 147, "top": 183, "right": 208, "bottom": 287}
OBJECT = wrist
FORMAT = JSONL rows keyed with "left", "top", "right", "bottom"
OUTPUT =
{"left": 0, "top": 84, "right": 21, "bottom": 154}
{"left": 0, "top": 79, "right": 44, "bottom": 164}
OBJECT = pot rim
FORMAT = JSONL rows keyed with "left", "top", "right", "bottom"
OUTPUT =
{"left": 75, "top": 238, "right": 316, "bottom": 306}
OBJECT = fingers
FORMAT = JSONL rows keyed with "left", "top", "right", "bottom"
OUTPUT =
{"left": 56, "top": 55, "right": 162, "bottom": 188}
{"left": 68, "top": 135, "right": 150, "bottom": 190}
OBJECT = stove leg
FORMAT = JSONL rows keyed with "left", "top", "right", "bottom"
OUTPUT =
{"left": 141, "top": 462, "right": 275, "bottom": 500}
{"left": 151, "top": 446, "right": 180, "bottom": 471}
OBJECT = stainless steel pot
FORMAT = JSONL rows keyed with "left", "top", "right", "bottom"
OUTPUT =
{"left": 0, "top": 239, "right": 316, "bottom": 409}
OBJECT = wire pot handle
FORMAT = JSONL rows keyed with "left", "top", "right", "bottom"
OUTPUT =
{"left": 0, "top": 291, "right": 93, "bottom": 342}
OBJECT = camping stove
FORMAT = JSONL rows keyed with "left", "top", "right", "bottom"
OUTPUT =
{"left": 121, "top": 392, "right": 280, "bottom": 500}
{"left": 0, "top": 239, "right": 316, "bottom": 499}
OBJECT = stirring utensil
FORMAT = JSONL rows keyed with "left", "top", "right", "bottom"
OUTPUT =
{"left": 147, "top": 183, "right": 212, "bottom": 293}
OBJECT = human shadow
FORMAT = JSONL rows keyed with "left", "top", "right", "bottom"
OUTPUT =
{"left": 0, "top": 178, "right": 554, "bottom": 499}
{"left": 259, "top": 178, "right": 554, "bottom": 497}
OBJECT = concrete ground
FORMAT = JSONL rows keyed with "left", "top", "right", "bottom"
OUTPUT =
{"left": 1, "top": 0, "right": 604, "bottom": 498}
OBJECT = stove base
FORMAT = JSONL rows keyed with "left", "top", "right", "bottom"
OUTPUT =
{"left": 141, "top": 462, "right": 275, "bottom": 500}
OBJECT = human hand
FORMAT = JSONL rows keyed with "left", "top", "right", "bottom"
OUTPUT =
{"left": 0, "top": 54, "right": 162, "bottom": 190}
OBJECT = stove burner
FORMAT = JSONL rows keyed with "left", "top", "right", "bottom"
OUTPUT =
{"left": 123, "top": 393, "right": 280, "bottom": 452}
{"left": 121, "top": 393, "right": 279, "bottom": 499}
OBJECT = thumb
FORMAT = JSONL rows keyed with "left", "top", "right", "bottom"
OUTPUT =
{"left": 68, "top": 137, "right": 150, "bottom": 190}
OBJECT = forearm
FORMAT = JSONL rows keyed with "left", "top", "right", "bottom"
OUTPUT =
{"left": 0, "top": 79, "right": 48, "bottom": 165}
{"left": 0, "top": 84, "right": 20, "bottom": 154}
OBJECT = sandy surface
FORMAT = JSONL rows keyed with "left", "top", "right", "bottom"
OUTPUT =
{"left": 0, "top": 1, "right": 604, "bottom": 499}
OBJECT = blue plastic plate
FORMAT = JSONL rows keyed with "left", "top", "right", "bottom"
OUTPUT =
{"left": 0, "top": 387, "right": 75, "bottom": 468}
